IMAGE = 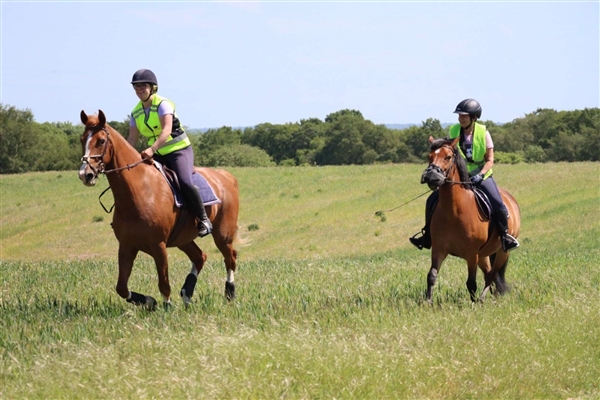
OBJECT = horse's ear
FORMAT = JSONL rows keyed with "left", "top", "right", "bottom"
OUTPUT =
{"left": 450, "top": 136, "right": 459, "bottom": 147}
{"left": 428, "top": 136, "right": 434, "bottom": 143}
{"left": 80, "top": 110, "right": 88, "bottom": 125}
{"left": 98, "top": 110, "right": 106, "bottom": 127}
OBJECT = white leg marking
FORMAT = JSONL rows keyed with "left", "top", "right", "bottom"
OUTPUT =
{"left": 227, "top": 269, "right": 234, "bottom": 284}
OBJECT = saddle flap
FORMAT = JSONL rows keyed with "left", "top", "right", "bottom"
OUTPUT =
{"left": 473, "top": 188, "right": 492, "bottom": 220}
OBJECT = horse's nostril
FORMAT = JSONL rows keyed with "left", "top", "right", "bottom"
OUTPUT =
{"left": 86, "top": 173, "right": 94, "bottom": 181}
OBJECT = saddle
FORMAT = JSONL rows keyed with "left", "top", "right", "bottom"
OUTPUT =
{"left": 153, "top": 162, "right": 221, "bottom": 207}
{"left": 152, "top": 162, "right": 221, "bottom": 246}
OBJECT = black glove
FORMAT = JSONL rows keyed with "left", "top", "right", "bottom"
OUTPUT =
{"left": 470, "top": 173, "right": 484, "bottom": 186}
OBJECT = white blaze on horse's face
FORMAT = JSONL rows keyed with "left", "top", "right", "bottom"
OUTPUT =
{"left": 78, "top": 131, "right": 97, "bottom": 186}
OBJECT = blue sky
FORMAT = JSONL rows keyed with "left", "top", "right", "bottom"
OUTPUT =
{"left": 2, "top": 1, "right": 598, "bottom": 129}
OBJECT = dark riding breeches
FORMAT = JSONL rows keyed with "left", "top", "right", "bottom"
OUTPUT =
{"left": 153, "top": 146, "right": 206, "bottom": 218}
{"left": 478, "top": 176, "right": 508, "bottom": 218}
{"left": 154, "top": 146, "right": 195, "bottom": 191}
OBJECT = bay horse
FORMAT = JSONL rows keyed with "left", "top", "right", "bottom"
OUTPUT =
{"left": 420, "top": 136, "right": 521, "bottom": 303}
{"left": 78, "top": 110, "right": 240, "bottom": 310}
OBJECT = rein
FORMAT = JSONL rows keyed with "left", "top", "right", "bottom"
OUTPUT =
{"left": 103, "top": 159, "right": 146, "bottom": 174}
{"left": 81, "top": 125, "right": 147, "bottom": 213}
{"left": 375, "top": 189, "right": 432, "bottom": 217}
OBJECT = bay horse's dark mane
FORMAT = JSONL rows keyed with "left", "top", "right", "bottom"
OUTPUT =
{"left": 430, "top": 138, "right": 471, "bottom": 186}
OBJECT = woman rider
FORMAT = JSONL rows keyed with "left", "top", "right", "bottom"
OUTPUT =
{"left": 410, "top": 98, "right": 519, "bottom": 252}
{"left": 127, "top": 69, "right": 212, "bottom": 238}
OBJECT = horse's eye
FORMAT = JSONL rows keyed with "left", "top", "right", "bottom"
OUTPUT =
{"left": 98, "top": 138, "right": 106, "bottom": 146}
{"left": 444, "top": 155, "right": 452, "bottom": 161}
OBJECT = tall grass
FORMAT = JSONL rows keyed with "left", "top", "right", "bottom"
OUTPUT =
{"left": 1, "top": 163, "right": 598, "bottom": 399}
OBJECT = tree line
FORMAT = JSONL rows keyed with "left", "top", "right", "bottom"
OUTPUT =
{"left": 1, "top": 103, "right": 598, "bottom": 174}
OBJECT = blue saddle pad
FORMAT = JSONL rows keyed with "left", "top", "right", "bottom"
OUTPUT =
{"left": 153, "top": 162, "right": 221, "bottom": 208}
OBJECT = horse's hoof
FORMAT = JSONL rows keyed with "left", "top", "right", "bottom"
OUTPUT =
{"left": 180, "top": 274, "right": 197, "bottom": 305}
{"left": 225, "top": 281, "right": 235, "bottom": 301}
{"left": 163, "top": 301, "right": 173, "bottom": 311}
{"left": 180, "top": 289, "right": 192, "bottom": 308}
{"left": 144, "top": 296, "right": 158, "bottom": 311}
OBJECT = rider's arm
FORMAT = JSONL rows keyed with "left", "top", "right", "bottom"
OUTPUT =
{"left": 480, "top": 130, "right": 494, "bottom": 176}
{"left": 128, "top": 124, "right": 140, "bottom": 147}
{"left": 480, "top": 147, "right": 494, "bottom": 176}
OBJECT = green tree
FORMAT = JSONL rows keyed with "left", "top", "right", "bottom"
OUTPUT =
{"left": 0, "top": 104, "right": 38, "bottom": 173}
{"left": 203, "top": 144, "right": 275, "bottom": 167}
{"left": 316, "top": 114, "right": 367, "bottom": 165}
{"left": 324, "top": 109, "right": 364, "bottom": 123}
{"left": 194, "top": 126, "right": 243, "bottom": 166}
{"left": 34, "top": 123, "right": 79, "bottom": 171}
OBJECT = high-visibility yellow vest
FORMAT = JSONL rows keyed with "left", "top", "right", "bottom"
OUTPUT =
{"left": 449, "top": 122, "right": 492, "bottom": 178}
{"left": 131, "top": 94, "right": 190, "bottom": 155}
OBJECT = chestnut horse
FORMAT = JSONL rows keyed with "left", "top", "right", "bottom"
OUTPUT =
{"left": 420, "top": 136, "right": 521, "bottom": 303}
{"left": 78, "top": 110, "right": 240, "bottom": 309}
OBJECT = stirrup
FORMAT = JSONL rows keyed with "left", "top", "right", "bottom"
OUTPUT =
{"left": 502, "top": 234, "right": 519, "bottom": 252}
{"left": 198, "top": 219, "right": 213, "bottom": 238}
{"left": 409, "top": 231, "right": 426, "bottom": 250}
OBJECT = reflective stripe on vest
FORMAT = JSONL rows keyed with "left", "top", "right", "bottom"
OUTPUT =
{"left": 131, "top": 94, "right": 191, "bottom": 155}
{"left": 449, "top": 122, "right": 492, "bottom": 178}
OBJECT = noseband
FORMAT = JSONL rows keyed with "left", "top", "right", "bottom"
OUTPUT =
{"left": 421, "top": 145, "right": 457, "bottom": 184}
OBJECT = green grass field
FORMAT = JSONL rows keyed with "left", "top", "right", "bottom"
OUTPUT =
{"left": 1, "top": 163, "right": 599, "bottom": 399}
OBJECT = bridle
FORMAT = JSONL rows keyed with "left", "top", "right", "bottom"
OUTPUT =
{"left": 424, "top": 144, "right": 472, "bottom": 186}
{"left": 80, "top": 124, "right": 147, "bottom": 214}
{"left": 81, "top": 126, "right": 145, "bottom": 175}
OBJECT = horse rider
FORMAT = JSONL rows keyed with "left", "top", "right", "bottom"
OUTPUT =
{"left": 127, "top": 69, "right": 212, "bottom": 238}
{"left": 410, "top": 98, "right": 520, "bottom": 252}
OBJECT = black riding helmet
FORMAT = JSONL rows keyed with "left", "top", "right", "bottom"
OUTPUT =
{"left": 131, "top": 69, "right": 158, "bottom": 85}
{"left": 453, "top": 99, "right": 482, "bottom": 119}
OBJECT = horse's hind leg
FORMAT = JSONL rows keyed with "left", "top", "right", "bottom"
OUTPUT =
{"left": 177, "top": 241, "right": 207, "bottom": 307}
{"left": 491, "top": 252, "right": 511, "bottom": 295}
{"left": 478, "top": 256, "right": 494, "bottom": 301}
{"left": 213, "top": 232, "right": 238, "bottom": 301}
{"left": 479, "top": 252, "right": 511, "bottom": 301}
{"left": 150, "top": 243, "right": 172, "bottom": 309}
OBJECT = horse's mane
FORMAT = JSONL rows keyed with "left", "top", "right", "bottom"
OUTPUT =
{"left": 430, "top": 138, "right": 471, "bottom": 186}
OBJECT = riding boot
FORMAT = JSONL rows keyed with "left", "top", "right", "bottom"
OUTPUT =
{"left": 496, "top": 210, "right": 519, "bottom": 251}
{"left": 182, "top": 185, "right": 213, "bottom": 238}
{"left": 409, "top": 192, "right": 437, "bottom": 250}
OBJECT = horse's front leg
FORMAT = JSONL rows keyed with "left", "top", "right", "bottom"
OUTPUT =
{"left": 466, "top": 255, "right": 479, "bottom": 302}
{"left": 151, "top": 243, "right": 172, "bottom": 309}
{"left": 117, "top": 246, "right": 158, "bottom": 310}
{"left": 426, "top": 252, "right": 447, "bottom": 304}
